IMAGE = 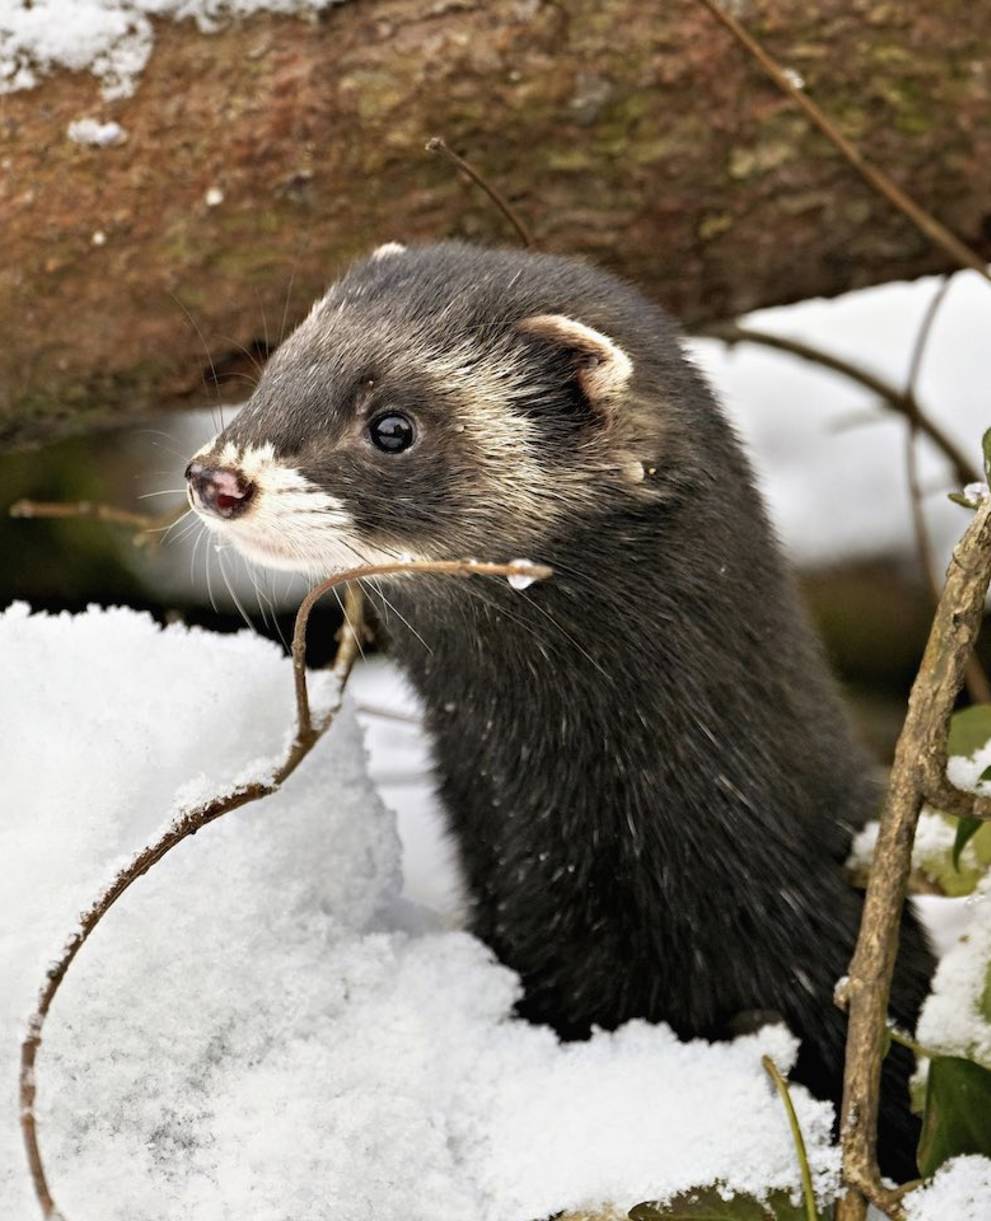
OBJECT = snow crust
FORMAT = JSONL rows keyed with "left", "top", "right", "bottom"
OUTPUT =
{"left": 66, "top": 116, "right": 127, "bottom": 145}
{"left": 903, "top": 1155, "right": 991, "bottom": 1221}
{"left": 917, "top": 877, "right": 991, "bottom": 1067}
{"left": 0, "top": 604, "right": 841, "bottom": 1219}
{"left": 946, "top": 736, "right": 991, "bottom": 797}
{"left": 898, "top": 738, "right": 991, "bottom": 1065}
{"left": 0, "top": 1, "right": 346, "bottom": 97}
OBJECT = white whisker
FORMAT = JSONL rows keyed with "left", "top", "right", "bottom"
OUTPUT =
{"left": 218, "top": 548, "right": 256, "bottom": 633}
{"left": 332, "top": 587, "right": 366, "bottom": 663}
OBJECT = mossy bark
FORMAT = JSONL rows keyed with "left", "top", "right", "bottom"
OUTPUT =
{"left": 2, "top": 0, "right": 990, "bottom": 448}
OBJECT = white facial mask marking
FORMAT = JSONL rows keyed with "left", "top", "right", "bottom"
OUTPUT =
{"left": 189, "top": 436, "right": 414, "bottom": 576}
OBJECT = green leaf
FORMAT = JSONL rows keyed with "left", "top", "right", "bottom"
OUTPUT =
{"left": 628, "top": 1188, "right": 812, "bottom": 1220}
{"left": 918, "top": 1055, "right": 991, "bottom": 1177}
{"left": 949, "top": 491, "right": 979, "bottom": 509}
{"left": 947, "top": 706, "right": 991, "bottom": 759}
{"left": 953, "top": 817, "right": 984, "bottom": 870}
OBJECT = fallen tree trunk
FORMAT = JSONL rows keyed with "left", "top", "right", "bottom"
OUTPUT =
{"left": 2, "top": 0, "right": 989, "bottom": 448}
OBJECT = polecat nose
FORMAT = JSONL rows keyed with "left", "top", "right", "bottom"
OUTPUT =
{"left": 185, "top": 462, "right": 256, "bottom": 519}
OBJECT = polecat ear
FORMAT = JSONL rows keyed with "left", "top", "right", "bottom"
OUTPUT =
{"left": 517, "top": 314, "right": 633, "bottom": 416}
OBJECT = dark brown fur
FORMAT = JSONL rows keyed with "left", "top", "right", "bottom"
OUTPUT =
{"left": 190, "top": 242, "right": 935, "bottom": 1180}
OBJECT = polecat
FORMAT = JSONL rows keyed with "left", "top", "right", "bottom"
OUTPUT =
{"left": 185, "top": 241, "right": 934, "bottom": 1180}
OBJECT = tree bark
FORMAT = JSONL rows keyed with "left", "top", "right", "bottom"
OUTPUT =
{"left": 2, "top": 0, "right": 989, "bottom": 448}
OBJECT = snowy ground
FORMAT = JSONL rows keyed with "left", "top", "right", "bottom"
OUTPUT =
{"left": 3, "top": 607, "right": 990, "bottom": 1218}
{"left": 2, "top": 605, "right": 847, "bottom": 1221}
{"left": 350, "top": 658, "right": 464, "bottom": 921}
{"left": 3, "top": 605, "right": 986, "bottom": 1216}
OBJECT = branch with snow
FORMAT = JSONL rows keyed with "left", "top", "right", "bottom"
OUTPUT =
{"left": 839, "top": 459, "right": 991, "bottom": 1221}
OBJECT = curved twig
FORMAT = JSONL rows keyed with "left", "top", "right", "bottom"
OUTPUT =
{"left": 291, "top": 558, "right": 549, "bottom": 737}
{"left": 696, "top": 0, "right": 991, "bottom": 283}
{"left": 900, "top": 280, "right": 991, "bottom": 703}
{"left": 701, "top": 322, "right": 979, "bottom": 487}
{"left": 903, "top": 277, "right": 953, "bottom": 606}
{"left": 426, "top": 136, "right": 533, "bottom": 248}
{"left": 19, "top": 557, "right": 551, "bottom": 1220}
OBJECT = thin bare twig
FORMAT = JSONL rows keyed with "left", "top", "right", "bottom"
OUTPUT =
{"left": 706, "top": 310, "right": 991, "bottom": 702}
{"left": 701, "top": 323, "right": 979, "bottom": 487}
{"left": 10, "top": 499, "right": 187, "bottom": 550}
{"left": 353, "top": 703, "right": 421, "bottom": 726}
{"left": 838, "top": 489, "right": 991, "bottom": 1221}
{"left": 426, "top": 136, "right": 533, "bottom": 248}
{"left": 901, "top": 279, "right": 991, "bottom": 704}
{"left": 697, "top": 0, "right": 991, "bottom": 283}
{"left": 19, "top": 556, "right": 551, "bottom": 1220}
{"left": 903, "top": 278, "right": 953, "bottom": 606}
{"left": 292, "top": 558, "right": 549, "bottom": 736}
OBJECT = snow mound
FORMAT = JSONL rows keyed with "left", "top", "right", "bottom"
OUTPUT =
{"left": 903, "top": 1155, "right": 991, "bottom": 1221}
{"left": 917, "top": 876, "right": 991, "bottom": 1066}
{"left": 0, "top": 604, "right": 840, "bottom": 1220}
{"left": 0, "top": 1, "right": 346, "bottom": 98}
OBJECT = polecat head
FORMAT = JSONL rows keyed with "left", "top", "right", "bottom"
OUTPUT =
{"left": 185, "top": 241, "right": 695, "bottom": 576}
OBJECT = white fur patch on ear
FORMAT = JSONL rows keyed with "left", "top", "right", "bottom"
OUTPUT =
{"left": 371, "top": 241, "right": 407, "bottom": 260}
{"left": 518, "top": 314, "right": 633, "bottom": 411}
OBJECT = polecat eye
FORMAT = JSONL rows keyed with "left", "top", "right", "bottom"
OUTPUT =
{"left": 369, "top": 412, "right": 415, "bottom": 453}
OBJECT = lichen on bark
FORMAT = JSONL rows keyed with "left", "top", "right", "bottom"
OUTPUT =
{"left": 2, "top": 0, "right": 989, "bottom": 448}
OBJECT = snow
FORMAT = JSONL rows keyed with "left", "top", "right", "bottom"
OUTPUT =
{"left": 849, "top": 810, "right": 964, "bottom": 878}
{"left": 349, "top": 657, "right": 465, "bottom": 922}
{"left": 962, "top": 481, "right": 990, "bottom": 505}
{"left": 507, "top": 559, "right": 539, "bottom": 591}
{"left": 66, "top": 116, "right": 127, "bottom": 146}
{"left": 917, "top": 877, "right": 991, "bottom": 1067}
{"left": 903, "top": 1156, "right": 991, "bottom": 1221}
{"left": 0, "top": 2, "right": 347, "bottom": 98}
{"left": 690, "top": 270, "right": 991, "bottom": 569}
{"left": 0, "top": 603, "right": 842, "bottom": 1220}
{"left": 947, "top": 737, "right": 991, "bottom": 795}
